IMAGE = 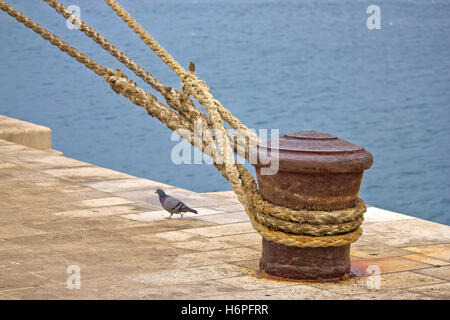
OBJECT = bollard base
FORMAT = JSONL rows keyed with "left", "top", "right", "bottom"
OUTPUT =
{"left": 259, "top": 238, "right": 351, "bottom": 281}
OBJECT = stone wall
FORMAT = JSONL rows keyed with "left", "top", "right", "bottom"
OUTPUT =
{"left": 0, "top": 115, "right": 52, "bottom": 150}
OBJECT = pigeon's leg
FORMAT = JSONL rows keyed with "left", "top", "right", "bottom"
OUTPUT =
{"left": 180, "top": 213, "right": 184, "bottom": 219}
{"left": 165, "top": 213, "right": 173, "bottom": 220}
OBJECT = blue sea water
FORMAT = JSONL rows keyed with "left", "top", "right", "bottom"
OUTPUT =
{"left": 0, "top": 0, "right": 449, "bottom": 225}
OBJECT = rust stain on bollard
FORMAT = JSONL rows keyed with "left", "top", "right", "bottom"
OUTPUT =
{"left": 250, "top": 130, "right": 373, "bottom": 281}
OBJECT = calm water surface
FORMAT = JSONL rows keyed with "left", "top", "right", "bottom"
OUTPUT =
{"left": 0, "top": 0, "right": 449, "bottom": 224}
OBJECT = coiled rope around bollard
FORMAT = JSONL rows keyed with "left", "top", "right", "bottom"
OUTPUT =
{"left": 0, "top": 0, "right": 366, "bottom": 247}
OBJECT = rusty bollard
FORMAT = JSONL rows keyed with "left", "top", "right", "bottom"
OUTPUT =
{"left": 250, "top": 130, "right": 373, "bottom": 280}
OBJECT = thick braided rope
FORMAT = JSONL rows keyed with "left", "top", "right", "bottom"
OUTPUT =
{"left": 181, "top": 69, "right": 366, "bottom": 246}
{"left": 181, "top": 72, "right": 258, "bottom": 142}
{"left": 42, "top": 0, "right": 243, "bottom": 160}
{"left": 44, "top": 0, "right": 165, "bottom": 92}
{"left": 0, "top": 1, "right": 105, "bottom": 77}
{"left": 104, "top": 0, "right": 186, "bottom": 77}
{"left": 211, "top": 161, "right": 364, "bottom": 246}
{"left": 43, "top": 1, "right": 196, "bottom": 121}
{"left": 104, "top": 0, "right": 258, "bottom": 139}
{"left": 0, "top": 1, "right": 205, "bottom": 144}
{"left": 0, "top": 0, "right": 365, "bottom": 247}
{"left": 44, "top": 0, "right": 250, "bottom": 157}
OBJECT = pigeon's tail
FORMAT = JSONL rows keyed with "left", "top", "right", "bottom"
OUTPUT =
{"left": 187, "top": 207, "right": 198, "bottom": 214}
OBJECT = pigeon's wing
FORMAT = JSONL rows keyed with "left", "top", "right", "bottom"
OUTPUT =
{"left": 162, "top": 196, "right": 186, "bottom": 213}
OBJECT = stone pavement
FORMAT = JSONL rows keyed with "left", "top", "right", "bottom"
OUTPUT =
{"left": 0, "top": 138, "right": 449, "bottom": 299}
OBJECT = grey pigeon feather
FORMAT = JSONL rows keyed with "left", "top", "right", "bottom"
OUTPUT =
{"left": 155, "top": 188, "right": 198, "bottom": 219}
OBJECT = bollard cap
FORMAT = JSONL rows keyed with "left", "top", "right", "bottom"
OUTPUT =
{"left": 249, "top": 130, "right": 373, "bottom": 173}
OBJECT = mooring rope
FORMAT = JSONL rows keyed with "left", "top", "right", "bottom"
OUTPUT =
{"left": 103, "top": 0, "right": 257, "bottom": 138}
{"left": 0, "top": 0, "right": 365, "bottom": 247}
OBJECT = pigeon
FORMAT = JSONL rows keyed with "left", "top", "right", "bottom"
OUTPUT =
{"left": 155, "top": 188, "right": 198, "bottom": 219}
